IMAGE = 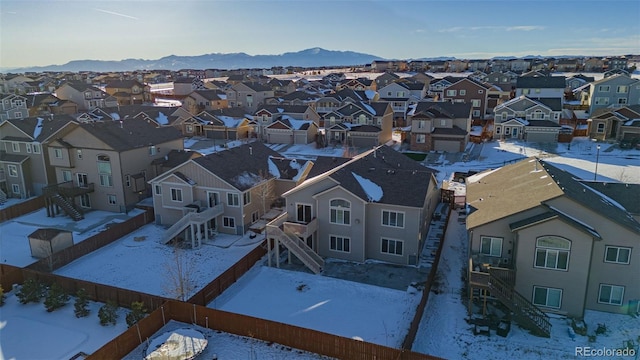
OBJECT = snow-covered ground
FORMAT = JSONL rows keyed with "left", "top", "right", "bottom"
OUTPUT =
{"left": 1, "top": 135, "right": 638, "bottom": 359}
{"left": 412, "top": 211, "right": 640, "bottom": 359}
{"left": 0, "top": 208, "right": 144, "bottom": 267}
{"left": 209, "top": 265, "right": 421, "bottom": 348}
{"left": 54, "top": 224, "right": 264, "bottom": 299}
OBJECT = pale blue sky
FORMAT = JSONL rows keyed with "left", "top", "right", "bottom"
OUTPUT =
{"left": 1, "top": 0, "right": 638, "bottom": 68}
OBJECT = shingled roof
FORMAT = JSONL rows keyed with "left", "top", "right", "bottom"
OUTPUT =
{"left": 305, "top": 146, "right": 436, "bottom": 207}
{"left": 5, "top": 115, "right": 76, "bottom": 142}
{"left": 77, "top": 119, "right": 182, "bottom": 152}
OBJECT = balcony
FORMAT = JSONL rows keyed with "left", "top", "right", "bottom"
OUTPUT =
{"left": 43, "top": 181, "right": 95, "bottom": 198}
{"left": 283, "top": 217, "right": 318, "bottom": 239}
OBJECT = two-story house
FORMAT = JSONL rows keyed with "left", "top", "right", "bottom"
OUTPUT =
{"left": 268, "top": 145, "right": 439, "bottom": 272}
{"left": 148, "top": 142, "right": 313, "bottom": 247}
{"left": 323, "top": 102, "right": 393, "bottom": 147}
{"left": 493, "top": 96, "right": 562, "bottom": 142}
{"left": 45, "top": 119, "right": 183, "bottom": 217}
{"left": 226, "top": 82, "right": 275, "bottom": 113}
{"left": 182, "top": 89, "right": 228, "bottom": 115}
{"left": 466, "top": 159, "right": 640, "bottom": 333}
{"left": 587, "top": 74, "right": 640, "bottom": 114}
{"left": 407, "top": 102, "right": 472, "bottom": 152}
{"left": 55, "top": 81, "right": 118, "bottom": 111}
{"left": 253, "top": 104, "right": 321, "bottom": 140}
{"left": 0, "top": 115, "right": 77, "bottom": 199}
{"left": 441, "top": 78, "right": 491, "bottom": 120}
{"left": 104, "top": 79, "right": 151, "bottom": 105}
{"left": 25, "top": 93, "right": 78, "bottom": 117}
{"left": 515, "top": 75, "right": 567, "bottom": 103}
{"left": 0, "top": 94, "right": 29, "bottom": 120}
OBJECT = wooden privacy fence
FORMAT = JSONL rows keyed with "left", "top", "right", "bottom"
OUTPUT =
{"left": 90, "top": 300, "right": 441, "bottom": 360}
{"left": 20, "top": 269, "right": 171, "bottom": 312}
{"left": 0, "top": 196, "right": 45, "bottom": 222}
{"left": 401, "top": 204, "right": 452, "bottom": 350}
{"left": 27, "top": 209, "right": 154, "bottom": 272}
{"left": 187, "top": 240, "right": 267, "bottom": 305}
{"left": 0, "top": 264, "right": 24, "bottom": 290}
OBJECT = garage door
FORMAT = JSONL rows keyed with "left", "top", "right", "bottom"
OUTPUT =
{"left": 267, "top": 132, "right": 292, "bottom": 144}
{"left": 434, "top": 140, "right": 461, "bottom": 152}
{"left": 525, "top": 132, "right": 556, "bottom": 143}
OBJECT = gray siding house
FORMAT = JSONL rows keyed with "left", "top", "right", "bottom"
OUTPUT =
{"left": 271, "top": 145, "right": 439, "bottom": 269}
{"left": 466, "top": 158, "right": 640, "bottom": 335}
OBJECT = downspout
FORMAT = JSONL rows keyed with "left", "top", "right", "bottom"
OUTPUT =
{"left": 582, "top": 236, "right": 596, "bottom": 318}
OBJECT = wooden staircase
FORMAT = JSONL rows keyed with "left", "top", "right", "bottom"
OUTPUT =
{"left": 267, "top": 223, "right": 324, "bottom": 274}
{"left": 161, "top": 204, "right": 224, "bottom": 246}
{"left": 50, "top": 193, "right": 84, "bottom": 221}
{"left": 487, "top": 269, "right": 551, "bottom": 338}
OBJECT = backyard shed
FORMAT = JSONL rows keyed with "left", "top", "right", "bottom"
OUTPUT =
{"left": 28, "top": 228, "right": 73, "bottom": 258}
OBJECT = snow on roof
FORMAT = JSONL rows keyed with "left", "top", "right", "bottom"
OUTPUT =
{"left": 351, "top": 172, "right": 383, "bottom": 202}
{"left": 33, "top": 117, "right": 44, "bottom": 139}
{"left": 277, "top": 107, "right": 284, "bottom": 113}
{"left": 364, "top": 89, "right": 377, "bottom": 100}
{"left": 267, "top": 157, "right": 281, "bottom": 179}
{"left": 470, "top": 126, "right": 482, "bottom": 136}
{"left": 516, "top": 118, "right": 530, "bottom": 126}
{"left": 292, "top": 161, "right": 311, "bottom": 182}
{"left": 232, "top": 171, "right": 262, "bottom": 188}
{"left": 156, "top": 112, "right": 169, "bottom": 125}
{"left": 217, "top": 94, "right": 227, "bottom": 100}
{"left": 360, "top": 102, "right": 376, "bottom": 115}
{"left": 624, "top": 119, "right": 640, "bottom": 126}
{"left": 218, "top": 115, "right": 242, "bottom": 128}
{"left": 282, "top": 116, "right": 312, "bottom": 130}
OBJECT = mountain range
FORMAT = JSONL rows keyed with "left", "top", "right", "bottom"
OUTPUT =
{"left": 7, "top": 48, "right": 387, "bottom": 73}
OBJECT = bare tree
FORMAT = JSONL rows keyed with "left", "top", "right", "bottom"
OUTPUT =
{"left": 255, "top": 170, "right": 275, "bottom": 214}
{"left": 162, "top": 242, "right": 196, "bottom": 301}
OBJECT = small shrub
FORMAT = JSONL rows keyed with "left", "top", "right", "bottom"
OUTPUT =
{"left": 16, "top": 278, "right": 44, "bottom": 304}
{"left": 74, "top": 288, "right": 90, "bottom": 318}
{"left": 44, "top": 283, "right": 70, "bottom": 312}
{"left": 126, "top": 301, "right": 147, "bottom": 327}
{"left": 98, "top": 300, "right": 118, "bottom": 326}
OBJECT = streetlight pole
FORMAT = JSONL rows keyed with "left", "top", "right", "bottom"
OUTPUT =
{"left": 594, "top": 144, "right": 601, "bottom": 181}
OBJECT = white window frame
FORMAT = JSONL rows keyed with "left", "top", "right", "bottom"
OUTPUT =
{"left": 154, "top": 184, "right": 162, "bottom": 195}
{"left": 604, "top": 246, "right": 631, "bottom": 264}
{"left": 32, "top": 144, "right": 41, "bottom": 154}
{"left": 79, "top": 194, "right": 91, "bottom": 208}
{"left": 534, "top": 236, "right": 570, "bottom": 271}
{"left": 77, "top": 149, "right": 83, "bottom": 159}
{"left": 26, "top": 143, "right": 32, "bottom": 153}
{"left": 149, "top": 145, "right": 157, "bottom": 156}
{"left": 107, "top": 194, "right": 117, "bottom": 205}
{"left": 11, "top": 184, "right": 20, "bottom": 194}
{"left": 598, "top": 284, "right": 624, "bottom": 305}
{"left": 533, "top": 286, "right": 562, "bottom": 309}
{"left": 125, "top": 174, "right": 131, "bottom": 187}
{"left": 243, "top": 191, "right": 251, "bottom": 206}
{"left": 459, "top": 89, "right": 466, "bottom": 96}
{"left": 416, "top": 134, "right": 426, "bottom": 143}
{"left": 471, "top": 99, "right": 481, "bottom": 108}
{"left": 594, "top": 97, "right": 609, "bottom": 105}
{"left": 170, "top": 188, "right": 183, "bottom": 202}
{"left": 381, "top": 238, "right": 404, "bottom": 256}
{"left": 329, "top": 235, "right": 350, "bottom": 253}
{"left": 616, "top": 85, "right": 628, "bottom": 93}
{"left": 227, "top": 193, "right": 239, "bottom": 207}
{"left": 54, "top": 148, "right": 63, "bottom": 159}
{"left": 480, "top": 236, "right": 502, "bottom": 257}
{"left": 382, "top": 210, "right": 404, "bottom": 228}
{"left": 330, "top": 199, "right": 350, "bottom": 225}
{"left": 223, "top": 216, "right": 236, "bottom": 228}
{"left": 7, "top": 164, "right": 18, "bottom": 177}
{"left": 417, "top": 120, "right": 426, "bottom": 129}
{"left": 596, "top": 123, "right": 605, "bottom": 133}
{"left": 11, "top": 142, "right": 19, "bottom": 152}
{"left": 473, "top": 110, "right": 481, "bottom": 117}
{"left": 446, "top": 89, "right": 457, "bottom": 97}
{"left": 598, "top": 85, "right": 610, "bottom": 92}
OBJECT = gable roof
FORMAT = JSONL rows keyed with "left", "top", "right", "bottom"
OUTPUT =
{"left": 578, "top": 181, "right": 640, "bottom": 215}
{"left": 299, "top": 146, "right": 436, "bottom": 207}
{"left": 516, "top": 76, "right": 566, "bottom": 89}
{"left": 4, "top": 115, "right": 77, "bottom": 142}
{"left": 409, "top": 101, "right": 472, "bottom": 118}
{"left": 466, "top": 158, "right": 640, "bottom": 233}
{"left": 75, "top": 119, "right": 182, "bottom": 152}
